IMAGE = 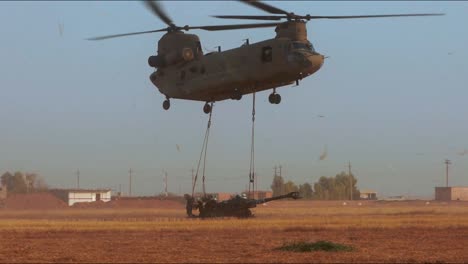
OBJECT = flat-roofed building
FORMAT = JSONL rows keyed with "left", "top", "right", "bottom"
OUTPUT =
{"left": 245, "top": 190, "right": 273, "bottom": 200}
{"left": 0, "top": 184, "right": 6, "bottom": 200}
{"left": 435, "top": 187, "right": 468, "bottom": 201}
{"left": 360, "top": 189, "right": 377, "bottom": 200}
{"left": 50, "top": 189, "right": 111, "bottom": 206}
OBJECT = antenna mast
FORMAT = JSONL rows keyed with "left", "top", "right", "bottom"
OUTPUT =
{"left": 129, "top": 168, "right": 133, "bottom": 197}
{"left": 444, "top": 159, "right": 451, "bottom": 187}
{"left": 348, "top": 161, "right": 353, "bottom": 200}
{"left": 76, "top": 169, "right": 80, "bottom": 189}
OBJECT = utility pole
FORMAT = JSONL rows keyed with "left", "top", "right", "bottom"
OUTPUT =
{"left": 76, "top": 169, "right": 80, "bottom": 189}
{"left": 164, "top": 171, "right": 168, "bottom": 197}
{"left": 128, "top": 168, "right": 133, "bottom": 197}
{"left": 279, "top": 165, "right": 283, "bottom": 195}
{"left": 444, "top": 159, "right": 451, "bottom": 187}
{"left": 348, "top": 161, "right": 353, "bottom": 200}
{"left": 119, "top": 184, "right": 122, "bottom": 197}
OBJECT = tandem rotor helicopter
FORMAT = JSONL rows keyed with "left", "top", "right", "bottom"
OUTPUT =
{"left": 88, "top": 1, "right": 443, "bottom": 114}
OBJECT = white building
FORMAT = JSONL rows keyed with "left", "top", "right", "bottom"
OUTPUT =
{"left": 51, "top": 189, "right": 111, "bottom": 206}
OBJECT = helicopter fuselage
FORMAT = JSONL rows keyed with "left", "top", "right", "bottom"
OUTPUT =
{"left": 88, "top": 1, "right": 443, "bottom": 112}
{"left": 150, "top": 28, "right": 324, "bottom": 102}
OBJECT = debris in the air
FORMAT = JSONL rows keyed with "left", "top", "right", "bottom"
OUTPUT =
{"left": 319, "top": 145, "right": 328, "bottom": 161}
{"left": 58, "top": 21, "right": 64, "bottom": 37}
{"left": 458, "top": 149, "right": 468, "bottom": 156}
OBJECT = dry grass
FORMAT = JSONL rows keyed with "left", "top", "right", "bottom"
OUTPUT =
{"left": 1, "top": 201, "right": 468, "bottom": 232}
{"left": 1, "top": 200, "right": 468, "bottom": 263}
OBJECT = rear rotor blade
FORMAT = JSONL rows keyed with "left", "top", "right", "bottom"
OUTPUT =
{"left": 144, "top": 1, "right": 174, "bottom": 27}
{"left": 241, "top": 0, "right": 289, "bottom": 15}
{"left": 301, "top": 13, "right": 445, "bottom": 20}
{"left": 191, "top": 22, "right": 280, "bottom": 31}
{"left": 213, "top": 15, "right": 285, "bottom": 21}
{"left": 87, "top": 28, "right": 167, "bottom": 41}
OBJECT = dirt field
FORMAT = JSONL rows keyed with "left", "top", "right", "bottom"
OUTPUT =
{"left": 1, "top": 200, "right": 467, "bottom": 263}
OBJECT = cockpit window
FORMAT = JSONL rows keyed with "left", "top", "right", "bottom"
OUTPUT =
{"left": 292, "top": 42, "right": 315, "bottom": 52}
{"left": 196, "top": 41, "right": 203, "bottom": 57}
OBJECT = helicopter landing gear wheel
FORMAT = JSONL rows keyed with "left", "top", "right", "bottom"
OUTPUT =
{"left": 163, "top": 99, "right": 170, "bottom": 110}
{"left": 274, "top": 93, "right": 281, "bottom": 104}
{"left": 203, "top": 102, "right": 212, "bottom": 114}
{"left": 268, "top": 93, "right": 281, "bottom": 104}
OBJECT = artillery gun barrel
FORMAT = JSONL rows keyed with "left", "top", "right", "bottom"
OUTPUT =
{"left": 256, "top": 192, "right": 300, "bottom": 204}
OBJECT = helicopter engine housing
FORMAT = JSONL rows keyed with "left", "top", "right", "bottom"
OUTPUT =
{"left": 148, "top": 47, "right": 195, "bottom": 68}
{"left": 151, "top": 31, "right": 202, "bottom": 68}
{"left": 148, "top": 55, "right": 165, "bottom": 68}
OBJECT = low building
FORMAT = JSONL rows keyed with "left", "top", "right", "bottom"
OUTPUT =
{"left": 245, "top": 190, "right": 273, "bottom": 200}
{"left": 360, "top": 189, "right": 377, "bottom": 200}
{"left": 435, "top": 187, "right": 468, "bottom": 201}
{"left": 383, "top": 195, "right": 406, "bottom": 201}
{"left": 214, "top": 192, "right": 233, "bottom": 201}
{"left": 0, "top": 184, "right": 6, "bottom": 200}
{"left": 50, "top": 189, "right": 111, "bottom": 206}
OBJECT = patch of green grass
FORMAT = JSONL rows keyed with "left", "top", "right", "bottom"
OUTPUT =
{"left": 276, "top": 241, "right": 354, "bottom": 252}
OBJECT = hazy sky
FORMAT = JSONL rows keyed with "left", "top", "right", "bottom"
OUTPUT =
{"left": 1, "top": 1, "right": 467, "bottom": 197}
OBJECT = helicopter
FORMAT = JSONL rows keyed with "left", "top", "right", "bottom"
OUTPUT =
{"left": 88, "top": 1, "right": 443, "bottom": 114}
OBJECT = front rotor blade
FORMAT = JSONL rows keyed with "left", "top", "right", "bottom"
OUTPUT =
{"left": 302, "top": 13, "right": 445, "bottom": 20}
{"left": 191, "top": 22, "right": 280, "bottom": 31}
{"left": 213, "top": 15, "right": 285, "bottom": 21}
{"left": 144, "top": 1, "right": 174, "bottom": 27}
{"left": 240, "top": 0, "right": 289, "bottom": 15}
{"left": 87, "top": 28, "right": 167, "bottom": 41}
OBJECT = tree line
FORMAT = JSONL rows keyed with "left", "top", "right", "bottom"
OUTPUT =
{"left": 271, "top": 171, "right": 360, "bottom": 200}
{"left": 1, "top": 171, "right": 48, "bottom": 195}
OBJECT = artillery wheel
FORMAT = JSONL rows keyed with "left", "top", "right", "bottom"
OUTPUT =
{"left": 237, "top": 209, "right": 253, "bottom": 218}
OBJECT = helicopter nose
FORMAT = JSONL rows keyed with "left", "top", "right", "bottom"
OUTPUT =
{"left": 305, "top": 54, "right": 324, "bottom": 74}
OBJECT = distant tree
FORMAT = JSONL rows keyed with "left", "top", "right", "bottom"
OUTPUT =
{"left": 1, "top": 171, "right": 48, "bottom": 195}
{"left": 11, "top": 172, "right": 27, "bottom": 194}
{"left": 1, "top": 172, "right": 13, "bottom": 188}
{"left": 313, "top": 176, "right": 330, "bottom": 200}
{"left": 313, "top": 172, "right": 360, "bottom": 200}
{"left": 25, "top": 173, "right": 37, "bottom": 192}
{"left": 271, "top": 175, "right": 285, "bottom": 196}
{"left": 283, "top": 181, "right": 299, "bottom": 194}
{"left": 299, "top": 182, "right": 313, "bottom": 199}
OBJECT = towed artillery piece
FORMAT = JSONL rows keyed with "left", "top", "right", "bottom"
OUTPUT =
{"left": 191, "top": 192, "right": 301, "bottom": 218}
